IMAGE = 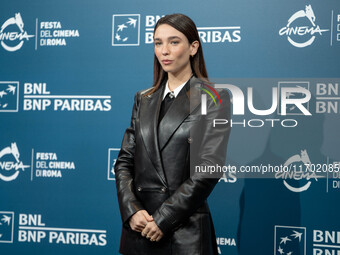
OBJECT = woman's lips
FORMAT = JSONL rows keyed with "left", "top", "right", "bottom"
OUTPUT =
{"left": 162, "top": 60, "right": 173, "bottom": 65}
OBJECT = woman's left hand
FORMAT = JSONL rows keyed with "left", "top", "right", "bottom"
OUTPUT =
{"left": 141, "top": 221, "right": 164, "bottom": 242}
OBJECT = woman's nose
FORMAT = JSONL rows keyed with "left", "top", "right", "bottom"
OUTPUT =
{"left": 162, "top": 44, "right": 170, "bottom": 55}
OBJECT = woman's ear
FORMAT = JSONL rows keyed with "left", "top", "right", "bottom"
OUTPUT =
{"left": 190, "top": 40, "right": 199, "bottom": 57}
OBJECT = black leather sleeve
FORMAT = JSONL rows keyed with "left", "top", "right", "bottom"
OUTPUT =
{"left": 152, "top": 90, "right": 231, "bottom": 234}
{"left": 115, "top": 92, "right": 144, "bottom": 226}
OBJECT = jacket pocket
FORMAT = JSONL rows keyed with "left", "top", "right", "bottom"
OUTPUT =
{"left": 136, "top": 186, "right": 167, "bottom": 193}
{"left": 135, "top": 186, "right": 169, "bottom": 214}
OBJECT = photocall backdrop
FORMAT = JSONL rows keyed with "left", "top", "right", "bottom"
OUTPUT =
{"left": 1, "top": 0, "right": 339, "bottom": 254}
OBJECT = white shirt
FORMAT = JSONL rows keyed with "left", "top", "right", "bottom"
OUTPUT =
{"left": 162, "top": 79, "right": 189, "bottom": 100}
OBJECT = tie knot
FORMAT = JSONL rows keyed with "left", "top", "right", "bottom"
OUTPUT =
{"left": 167, "top": 91, "right": 175, "bottom": 99}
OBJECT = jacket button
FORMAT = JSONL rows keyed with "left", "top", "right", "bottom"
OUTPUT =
{"left": 137, "top": 187, "right": 142, "bottom": 191}
{"left": 187, "top": 137, "right": 193, "bottom": 143}
{"left": 161, "top": 187, "right": 166, "bottom": 192}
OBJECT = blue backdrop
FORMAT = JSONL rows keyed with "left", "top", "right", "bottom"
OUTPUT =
{"left": 1, "top": 0, "right": 339, "bottom": 254}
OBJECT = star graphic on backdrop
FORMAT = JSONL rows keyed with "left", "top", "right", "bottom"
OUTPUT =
{"left": 280, "top": 236, "right": 292, "bottom": 245}
{"left": 286, "top": 85, "right": 305, "bottom": 98}
{"left": 115, "top": 34, "right": 121, "bottom": 41}
{"left": 0, "top": 91, "right": 7, "bottom": 98}
{"left": 286, "top": 92, "right": 295, "bottom": 98}
{"left": 6, "top": 85, "right": 16, "bottom": 95}
{"left": 117, "top": 23, "right": 127, "bottom": 32}
{"left": 1, "top": 215, "right": 11, "bottom": 225}
{"left": 278, "top": 246, "right": 284, "bottom": 255}
{"left": 291, "top": 230, "right": 303, "bottom": 242}
{"left": 127, "top": 18, "right": 137, "bottom": 27}
{"left": 287, "top": 252, "right": 293, "bottom": 255}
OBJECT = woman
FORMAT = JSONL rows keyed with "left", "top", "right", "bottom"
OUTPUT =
{"left": 115, "top": 13, "right": 231, "bottom": 255}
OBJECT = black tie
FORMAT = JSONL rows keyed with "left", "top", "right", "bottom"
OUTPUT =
{"left": 159, "top": 92, "right": 175, "bottom": 123}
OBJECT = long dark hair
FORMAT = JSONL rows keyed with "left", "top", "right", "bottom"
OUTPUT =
{"left": 146, "top": 13, "right": 208, "bottom": 96}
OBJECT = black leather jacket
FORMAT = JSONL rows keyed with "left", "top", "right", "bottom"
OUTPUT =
{"left": 115, "top": 76, "right": 231, "bottom": 255}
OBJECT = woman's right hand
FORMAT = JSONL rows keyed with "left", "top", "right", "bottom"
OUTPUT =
{"left": 129, "top": 210, "right": 153, "bottom": 232}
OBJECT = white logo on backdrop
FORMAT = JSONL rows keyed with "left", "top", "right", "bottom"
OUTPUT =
{"left": 274, "top": 226, "right": 306, "bottom": 255}
{"left": 279, "top": 5, "right": 329, "bottom": 48}
{"left": 0, "top": 13, "right": 34, "bottom": 51}
{"left": 0, "top": 143, "right": 29, "bottom": 181}
{"left": 0, "top": 212, "right": 14, "bottom": 243}
{"left": 275, "top": 150, "right": 324, "bottom": 192}
{"left": 0, "top": 82, "right": 19, "bottom": 112}
{"left": 113, "top": 14, "right": 241, "bottom": 46}
{"left": 112, "top": 14, "right": 140, "bottom": 46}
{"left": 277, "top": 81, "right": 310, "bottom": 116}
{"left": 107, "top": 148, "right": 120, "bottom": 180}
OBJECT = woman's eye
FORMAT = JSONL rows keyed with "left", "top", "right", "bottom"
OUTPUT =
{"left": 171, "top": 41, "right": 179, "bottom": 45}
{"left": 155, "top": 42, "right": 162, "bottom": 46}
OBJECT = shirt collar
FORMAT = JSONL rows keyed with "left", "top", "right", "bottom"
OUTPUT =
{"left": 162, "top": 79, "right": 189, "bottom": 100}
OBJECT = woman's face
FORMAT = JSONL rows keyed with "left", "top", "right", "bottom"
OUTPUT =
{"left": 154, "top": 24, "right": 198, "bottom": 76}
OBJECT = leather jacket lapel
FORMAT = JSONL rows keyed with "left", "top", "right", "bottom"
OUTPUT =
{"left": 139, "top": 76, "right": 203, "bottom": 184}
{"left": 158, "top": 76, "right": 202, "bottom": 151}
{"left": 139, "top": 83, "right": 167, "bottom": 186}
